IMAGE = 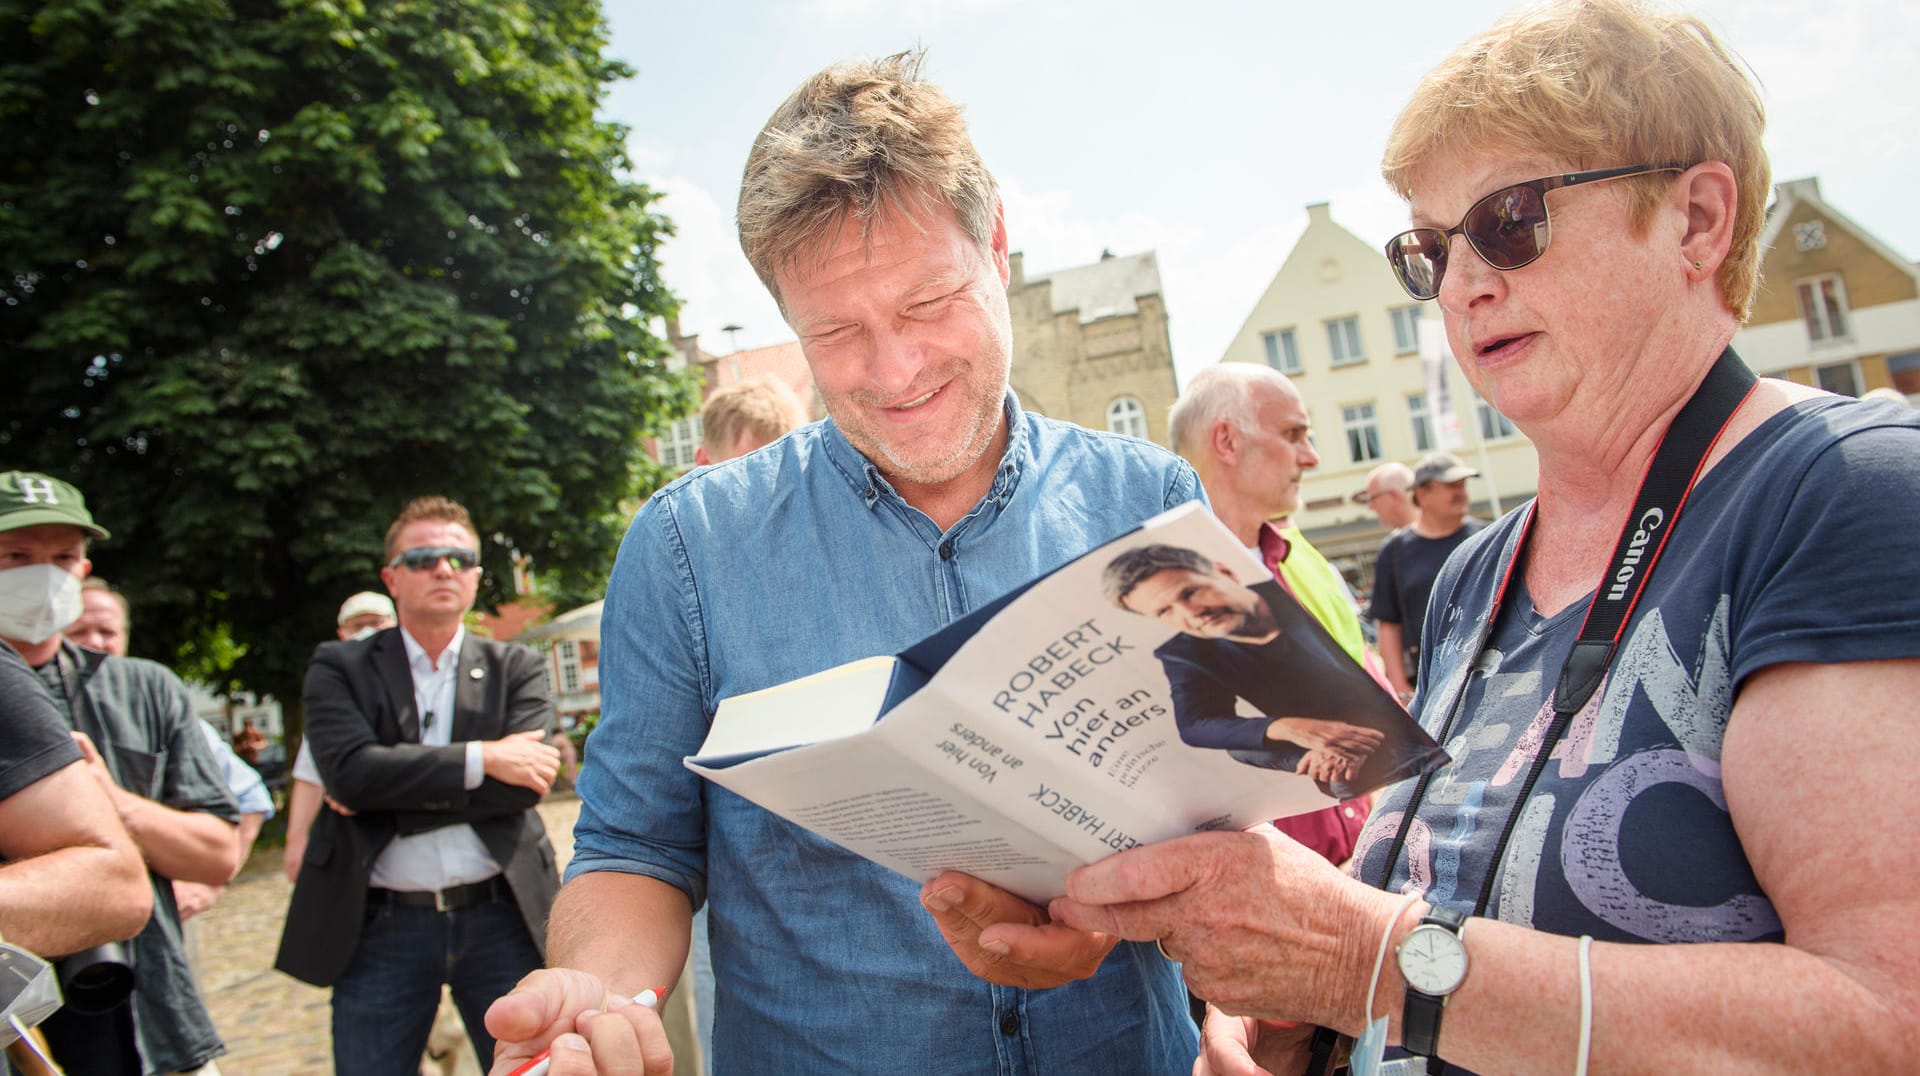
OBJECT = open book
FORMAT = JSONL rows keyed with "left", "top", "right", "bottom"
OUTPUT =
{"left": 686, "top": 502, "right": 1446, "bottom": 903}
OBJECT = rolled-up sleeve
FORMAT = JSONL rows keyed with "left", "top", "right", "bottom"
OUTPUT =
{"left": 568, "top": 492, "right": 713, "bottom": 910}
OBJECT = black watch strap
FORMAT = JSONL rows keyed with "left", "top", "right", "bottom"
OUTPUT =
{"left": 1402, "top": 904, "right": 1468, "bottom": 1058}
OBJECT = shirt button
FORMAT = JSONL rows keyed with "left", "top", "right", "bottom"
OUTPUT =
{"left": 1343, "top": 807, "right": 1357, "bottom": 818}
{"left": 999, "top": 1012, "right": 1020, "bottom": 1036}
{"left": 939, "top": 542, "right": 954, "bottom": 560}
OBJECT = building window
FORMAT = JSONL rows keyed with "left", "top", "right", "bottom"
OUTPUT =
{"left": 659, "top": 415, "right": 702, "bottom": 469}
{"left": 1796, "top": 275, "right": 1850, "bottom": 344}
{"left": 1407, "top": 393, "right": 1434, "bottom": 453}
{"left": 1475, "top": 395, "right": 1517, "bottom": 441}
{"left": 1342, "top": 403, "right": 1382, "bottom": 463}
{"left": 1107, "top": 396, "right": 1148, "bottom": 439}
{"left": 1327, "top": 317, "right": 1365, "bottom": 366}
{"left": 1262, "top": 329, "right": 1302, "bottom": 375}
{"left": 557, "top": 640, "right": 581, "bottom": 694}
{"left": 1390, "top": 306, "right": 1423, "bottom": 355}
{"left": 1815, "top": 361, "right": 1862, "bottom": 397}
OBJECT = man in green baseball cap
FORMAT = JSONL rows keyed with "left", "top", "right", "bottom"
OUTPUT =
{"left": 0, "top": 469, "right": 239, "bottom": 1075}
{"left": 0, "top": 471, "right": 112, "bottom": 541}
{"left": 0, "top": 472, "right": 109, "bottom": 648}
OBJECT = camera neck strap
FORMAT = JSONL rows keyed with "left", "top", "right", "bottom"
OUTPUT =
{"left": 1377, "top": 347, "right": 1758, "bottom": 915}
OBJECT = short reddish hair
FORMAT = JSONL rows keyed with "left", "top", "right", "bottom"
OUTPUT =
{"left": 383, "top": 496, "right": 478, "bottom": 559}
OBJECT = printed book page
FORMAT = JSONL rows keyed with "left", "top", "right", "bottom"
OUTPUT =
{"left": 687, "top": 502, "right": 1446, "bottom": 903}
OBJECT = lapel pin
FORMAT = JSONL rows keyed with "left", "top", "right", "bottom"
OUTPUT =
{"left": 469, "top": 667, "right": 485, "bottom": 680}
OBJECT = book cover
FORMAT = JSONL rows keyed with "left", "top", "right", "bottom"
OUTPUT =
{"left": 685, "top": 502, "right": 1446, "bottom": 903}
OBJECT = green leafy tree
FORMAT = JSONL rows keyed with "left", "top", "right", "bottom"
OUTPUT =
{"left": 0, "top": 0, "right": 697, "bottom": 727}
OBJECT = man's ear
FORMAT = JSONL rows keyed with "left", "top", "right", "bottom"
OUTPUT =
{"left": 988, "top": 199, "right": 1011, "bottom": 286}
{"left": 1209, "top": 419, "right": 1240, "bottom": 465}
{"left": 694, "top": 445, "right": 713, "bottom": 467}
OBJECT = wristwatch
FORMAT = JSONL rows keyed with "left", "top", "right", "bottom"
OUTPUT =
{"left": 1397, "top": 904, "right": 1468, "bottom": 1058}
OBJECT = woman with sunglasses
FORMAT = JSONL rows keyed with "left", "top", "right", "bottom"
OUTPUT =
{"left": 1038, "top": 2, "right": 1920, "bottom": 1073}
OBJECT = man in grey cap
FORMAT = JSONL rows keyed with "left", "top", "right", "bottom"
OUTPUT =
{"left": 1352, "top": 461, "right": 1417, "bottom": 531}
{"left": 0, "top": 471, "right": 240, "bottom": 1075}
{"left": 1368, "top": 452, "right": 1484, "bottom": 701}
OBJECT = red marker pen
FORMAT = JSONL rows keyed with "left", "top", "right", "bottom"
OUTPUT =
{"left": 502, "top": 987, "right": 666, "bottom": 1076}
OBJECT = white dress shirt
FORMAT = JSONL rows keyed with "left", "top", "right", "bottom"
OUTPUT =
{"left": 366, "top": 624, "right": 502, "bottom": 892}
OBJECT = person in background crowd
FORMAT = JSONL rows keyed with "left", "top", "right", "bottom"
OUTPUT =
{"left": 0, "top": 470, "right": 239, "bottom": 1076}
{"left": 67, "top": 578, "right": 274, "bottom": 929}
{"left": 1369, "top": 451, "right": 1483, "bottom": 701}
{"left": 693, "top": 377, "right": 812, "bottom": 466}
{"left": 485, "top": 48, "right": 1202, "bottom": 1075}
{"left": 276, "top": 496, "right": 560, "bottom": 1075}
{"left": 1045, "top": 2, "right": 1920, "bottom": 1072}
{"left": 0, "top": 643, "right": 152, "bottom": 1076}
{"left": 1352, "top": 461, "right": 1417, "bottom": 531}
{"left": 0, "top": 640, "right": 152, "bottom": 957}
{"left": 282, "top": 591, "right": 397, "bottom": 882}
{"left": 230, "top": 717, "right": 267, "bottom": 765}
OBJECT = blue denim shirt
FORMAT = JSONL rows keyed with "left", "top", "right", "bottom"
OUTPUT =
{"left": 573, "top": 393, "right": 1204, "bottom": 1074}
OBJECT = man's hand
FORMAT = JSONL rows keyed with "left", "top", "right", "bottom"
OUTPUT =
{"left": 322, "top": 794, "right": 357, "bottom": 817}
{"left": 1264, "top": 718, "right": 1383, "bottom": 763}
{"left": 1195, "top": 1004, "right": 1320, "bottom": 1076}
{"left": 172, "top": 880, "right": 224, "bottom": 920}
{"left": 919, "top": 870, "right": 1118, "bottom": 989}
{"left": 482, "top": 730, "right": 562, "bottom": 795}
{"left": 485, "top": 967, "right": 673, "bottom": 1075}
{"left": 69, "top": 732, "right": 124, "bottom": 806}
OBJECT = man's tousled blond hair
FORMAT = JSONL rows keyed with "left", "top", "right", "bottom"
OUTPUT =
{"left": 737, "top": 49, "right": 998, "bottom": 303}
{"left": 1382, "top": 0, "right": 1769, "bottom": 320}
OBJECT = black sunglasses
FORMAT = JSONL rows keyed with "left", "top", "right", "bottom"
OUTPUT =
{"left": 388, "top": 546, "right": 481, "bottom": 572}
{"left": 1384, "top": 163, "right": 1683, "bottom": 301}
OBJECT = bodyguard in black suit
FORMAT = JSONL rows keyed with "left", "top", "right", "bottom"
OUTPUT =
{"left": 274, "top": 496, "right": 561, "bottom": 1075}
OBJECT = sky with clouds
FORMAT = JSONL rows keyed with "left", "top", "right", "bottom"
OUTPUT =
{"left": 601, "top": 0, "right": 1919, "bottom": 388}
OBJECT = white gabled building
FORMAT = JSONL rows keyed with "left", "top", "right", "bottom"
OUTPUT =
{"left": 1213, "top": 202, "right": 1542, "bottom": 585}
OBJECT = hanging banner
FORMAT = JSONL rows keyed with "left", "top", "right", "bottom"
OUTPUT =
{"left": 1419, "top": 319, "right": 1464, "bottom": 450}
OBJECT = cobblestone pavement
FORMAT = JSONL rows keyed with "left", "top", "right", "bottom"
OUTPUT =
{"left": 194, "top": 795, "right": 582, "bottom": 1075}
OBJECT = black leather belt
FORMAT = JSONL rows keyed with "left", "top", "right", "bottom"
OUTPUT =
{"left": 367, "top": 876, "right": 510, "bottom": 912}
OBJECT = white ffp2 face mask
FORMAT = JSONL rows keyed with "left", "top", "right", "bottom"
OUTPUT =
{"left": 0, "top": 564, "right": 85, "bottom": 645}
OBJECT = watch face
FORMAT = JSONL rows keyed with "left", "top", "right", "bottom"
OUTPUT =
{"left": 1399, "top": 924, "right": 1468, "bottom": 995}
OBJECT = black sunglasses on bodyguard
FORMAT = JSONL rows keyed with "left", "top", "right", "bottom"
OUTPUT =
{"left": 1384, "top": 163, "right": 1684, "bottom": 301}
{"left": 388, "top": 546, "right": 481, "bottom": 572}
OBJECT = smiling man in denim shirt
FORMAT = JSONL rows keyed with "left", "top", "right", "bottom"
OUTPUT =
{"left": 485, "top": 50, "right": 1203, "bottom": 1076}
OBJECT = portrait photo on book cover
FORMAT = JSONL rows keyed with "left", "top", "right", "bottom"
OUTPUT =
{"left": 1103, "top": 543, "right": 1441, "bottom": 799}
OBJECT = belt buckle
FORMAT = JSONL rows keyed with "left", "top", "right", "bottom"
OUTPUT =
{"left": 434, "top": 887, "right": 452, "bottom": 913}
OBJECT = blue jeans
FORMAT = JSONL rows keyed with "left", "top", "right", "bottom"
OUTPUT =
{"left": 329, "top": 894, "right": 542, "bottom": 1076}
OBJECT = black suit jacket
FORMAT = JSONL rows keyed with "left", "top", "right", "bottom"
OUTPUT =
{"left": 274, "top": 626, "right": 560, "bottom": 987}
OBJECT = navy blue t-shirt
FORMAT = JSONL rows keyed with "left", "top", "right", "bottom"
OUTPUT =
{"left": 1356, "top": 397, "right": 1920, "bottom": 950}
{"left": 1369, "top": 519, "right": 1483, "bottom": 672}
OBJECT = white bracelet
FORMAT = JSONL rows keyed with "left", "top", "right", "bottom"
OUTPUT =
{"left": 1575, "top": 934, "right": 1594, "bottom": 1076}
{"left": 1366, "top": 889, "right": 1426, "bottom": 1026}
